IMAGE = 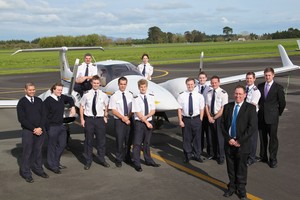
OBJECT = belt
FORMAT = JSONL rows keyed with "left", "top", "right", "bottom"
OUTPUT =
{"left": 182, "top": 115, "right": 200, "bottom": 119}
{"left": 84, "top": 115, "right": 103, "bottom": 119}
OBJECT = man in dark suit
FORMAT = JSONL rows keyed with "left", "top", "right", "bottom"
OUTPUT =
{"left": 257, "top": 67, "right": 286, "bottom": 168}
{"left": 221, "top": 85, "right": 257, "bottom": 200}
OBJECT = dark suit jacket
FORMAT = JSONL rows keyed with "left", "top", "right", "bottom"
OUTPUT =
{"left": 221, "top": 101, "right": 258, "bottom": 154}
{"left": 257, "top": 81, "right": 286, "bottom": 125}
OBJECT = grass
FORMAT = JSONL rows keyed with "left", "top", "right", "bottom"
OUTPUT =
{"left": 0, "top": 39, "right": 299, "bottom": 75}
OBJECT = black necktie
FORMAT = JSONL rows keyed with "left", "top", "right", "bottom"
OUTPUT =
{"left": 200, "top": 85, "right": 205, "bottom": 94}
{"left": 30, "top": 97, "right": 34, "bottom": 104}
{"left": 144, "top": 95, "right": 149, "bottom": 116}
{"left": 211, "top": 90, "right": 215, "bottom": 115}
{"left": 57, "top": 96, "right": 61, "bottom": 101}
{"left": 85, "top": 64, "right": 89, "bottom": 76}
{"left": 188, "top": 93, "right": 193, "bottom": 116}
{"left": 245, "top": 87, "right": 249, "bottom": 99}
{"left": 122, "top": 92, "right": 128, "bottom": 116}
{"left": 142, "top": 64, "right": 146, "bottom": 76}
{"left": 92, "top": 91, "right": 97, "bottom": 116}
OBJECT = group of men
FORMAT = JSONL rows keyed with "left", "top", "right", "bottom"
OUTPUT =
{"left": 17, "top": 54, "right": 286, "bottom": 199}
{"left": 177, "top": 68, "right": 285, "bottom": 199}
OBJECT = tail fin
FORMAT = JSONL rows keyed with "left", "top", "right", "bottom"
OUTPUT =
{"left": 12, "top": 46, "right": 104, "bottom": 85}
{"left": 278, "top": 44, "right": 294, "bottom": 67}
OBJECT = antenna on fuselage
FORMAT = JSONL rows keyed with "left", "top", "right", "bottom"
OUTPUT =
{"left": 199, "top": 51, "right": 204, "bottom": 72}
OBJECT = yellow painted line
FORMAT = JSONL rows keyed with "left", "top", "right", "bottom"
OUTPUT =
{"left": 152, "top": 69, "right": 169, "bottom": 79}
{"left": 151, "top": 153, "right": 262, "bottom": 200}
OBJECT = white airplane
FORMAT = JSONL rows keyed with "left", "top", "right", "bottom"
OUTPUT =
{"left": 0, "top": 44, "right": 299, "bottom": 124}
{"left": 297, "top": 39, "right": 300, "bottom": 51}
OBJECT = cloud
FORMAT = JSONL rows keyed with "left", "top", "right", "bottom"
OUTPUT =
{"left": 147, "top": 1, "right": 191, "bottom": 10}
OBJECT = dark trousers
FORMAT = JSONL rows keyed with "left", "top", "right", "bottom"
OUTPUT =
{"left": 20, "top": 129, "right": 45, "bottom": 177}
{"left": 74, "top": 82, "right": 92, "bottom": 96}
{"left": 209, "top": 117, "right": 225, "bottom": 160}
{"left": 225, "top": 146, "right": 248, "bottom": 196}
{"left": 132, "top": 120, "right": 155, "bottom": 167}
{"left": 84, "top": 117, "right": 106, "bottom": 165}
{"left": 259, "top": 123, "right": 279, "bottom": 161}
{"left": 200, "top": 116, "right": 212, "bottom": 156}
{"left": 47, "top": 125, "right": 67, "bottom": 170}
{"left": 182, "top": 116, "right": 202, "bottom": 159}
{"left": 114, "top": 119, "right": 131, "bottom": 162}
{"left": 248, "top": 130, "right": 259, "bottom": 161}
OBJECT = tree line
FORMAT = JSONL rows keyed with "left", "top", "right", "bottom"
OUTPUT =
{"left": 1, "top": 27, "right": 299, "bottom": 49}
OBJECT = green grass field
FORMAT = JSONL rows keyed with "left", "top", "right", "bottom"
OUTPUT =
{"left": 0, "top": 39, "right": 299, "bottom": 75}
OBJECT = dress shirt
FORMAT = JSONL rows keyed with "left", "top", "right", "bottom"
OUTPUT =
{"left": 137, "top": 63, "right": 153, "bottom": 80}
{"left": 132, "top": 93, "right": 155, "bottom": 121}
{"left": 229, "top": 102, "right": 244, "bottom": 137}
{"left": 245, "top": 84, "right": 261, "bottom": 112}
{"left": 25, "top": 95, "right": 34, "bottom": 103}
{"left": 197, "top": 83, "right": 210, "bottom": 103}
{"left": 76, "top": 63, "right": 98, "bottom": 78}
{"left": 109, "top": 90, "right": 133, "bottom": 119}
{"left": 177, "top": 90, "right": 205, "bottom": 117}
{"left": 206, "top": 87, "right": 228, "bottom": 115}
{"left": 80, "top": 89, "right": 109, "bottom": 117}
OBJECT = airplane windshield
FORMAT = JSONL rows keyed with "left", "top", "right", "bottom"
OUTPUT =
{"left": 96, "top": 63, "right": 142, "bottom": 85}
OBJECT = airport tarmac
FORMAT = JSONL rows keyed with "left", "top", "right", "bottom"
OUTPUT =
{"left": 1, "top": 56, "right": 300, "bottom": 200}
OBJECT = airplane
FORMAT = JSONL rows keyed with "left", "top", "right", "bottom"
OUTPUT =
{"left": 0, "top": 44, "right": 299, "bottom": 126}
{"left": 297, "top": 39, "right": 300, "bottom": 51}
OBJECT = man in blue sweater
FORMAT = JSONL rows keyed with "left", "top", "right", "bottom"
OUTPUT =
{"left": 17, "top": 83, "right": 48, "bottom": 183}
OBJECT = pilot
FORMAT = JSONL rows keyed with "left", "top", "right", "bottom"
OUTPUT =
{"left": 79, "top": 75, "right": 110, "bottom": 170}
{"left": 43, "top": 83, "right": 76, "bottom": 174}
{"left": 245, "top": 72, "right": 261, "bottom": 167}
{"left": 205, "top": 75, "right": 228, "bottom": 165}
{"left": 108, "top": 76, "right": 134, "bottom": 167}
{"left": 177, "top": 77, "right": 205, "bottom": 163}
{"left": 74, "top": 53, "right": 98, "bottom": 97}
{"left": 137, "top": 53, "right": 153, "bottom": 80}
{"left": 17, "top": 83, "right": 48, "bottom": 183}
{"left": 197, "top": 71, "right": 212, "bottom": 159}
{"left": 132, "top": 79, "right": 160, "bottom": 172}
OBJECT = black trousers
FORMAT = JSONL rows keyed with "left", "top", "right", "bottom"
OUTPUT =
{"left": 74, "top": 81, "right": 92, "bottom": 96}
{"left": 200, "top": 116, "right": 212, "bottom": 156}
{"left": 20, "top": 129, "right": 45, "bottom": 177}
{"left": 225, "top": 146, "right": 248, "bottom": 196}
{"left": 84, "top": 117, "right": 106, "bottom": 165}
{"left": 132, "top": 120, "right": 155, "bottom": 167}
{"left": 114, "top": 119, "right": 131, "bottom": 162}
{"left": 182, "top": 116, "right": 202, "bottom": 159}
{"left": 259, "top": 123, "right": 279, "bottom": 161}
{"left": 209, "top": 117, "right": 225, "bottom": 160}
{"left": 248, "top": 130, "right": 259, "bottom": 161}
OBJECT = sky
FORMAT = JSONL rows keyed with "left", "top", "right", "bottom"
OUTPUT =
{"left": 0, "top": 0, "right": 300, "bottom": 41}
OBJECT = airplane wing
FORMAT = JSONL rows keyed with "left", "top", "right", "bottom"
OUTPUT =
{"left": 0, "top": 100, "right": 19, "bottom": 108}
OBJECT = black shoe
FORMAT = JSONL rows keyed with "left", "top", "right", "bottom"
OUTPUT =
{"left": 99, "top": 161, "right": 110, "bottom": 168}
{"left": 84, "top": 164, "right": 91, "bottom": 170}
{"left": 115, "top": 161, "right": 122, "bottom": 168}
{"left": 247, "top": 159, "right": 255, "bottom": 167}
{"left": 59, "top": 164, "right": 67, "bottom": 169}
{"left": 49, "top": 168, "right": 61, "bottom": 174}
{"left": 217, "top": 159, "right": 224, "bottom": 165}
{"left": 269, "top": 160, "right": 278, "bottom": 168}
{"left": 145, "top": 162, "right": 161, "bottom": 167}
{"left": 223, "top": 190, "right": 234, "bottom": 197}
{"left": 240, "top": 194, "right": 248, "bottom": 200}
{"left": 134, "top": 165, "right": 143, "bottom": 172}
{"left": 256, "top": 157, "right": 268, "bottom": 163}
{"left": 24, "top": 176, "right": 34, "bottom": 183}
{"left": 194, "top": 157, "right": 204, "bottom": 163}
{"left": 183, "top": 157, "right": 190, "bottom": 163}
{"left": 38, "top": 172, "right": 49, "bottom": 178}
{"left": 124, "top": 158, "right": 133, "bottom": 165}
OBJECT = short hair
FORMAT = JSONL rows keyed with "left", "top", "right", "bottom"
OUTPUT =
{"left": 141, "top": 53, "right": 149, "bottom": 59}
{"left": 84, "top": 53, "right": 92, "bottom": 58}
{"left": 198, "top": 71, "right": 207, "bottom": 78}
{"left": 138, "top": 79, "right": 148, "bottom": 87}
{"left": 235, "top": 85, "right": 246, "bottom": 93}
{"left": 210, "top": 75, "right": 220, "bottom": 82}
{"left": 25, "top": 82, "right": 35, "bottom": 89}
{"left": 50, "top": 82, "right": 63, "bottom": 93}
{"left": 118, "top": 76, "right": 128, "bottom": 84}
{"left": 185, "top": 77, "right": 195, "bottom": 84}
{"left": 246, "top": 72, "right": 256, "bottom": 78}
{"left": 264, "top": 67, "right": 274, "bottom": 74}
{"left": 91, "top": 75, "right": 100, "bottom": 82}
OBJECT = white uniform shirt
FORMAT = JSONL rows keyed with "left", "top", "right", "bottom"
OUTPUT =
{"left": 109, "top": 90, "right": 133, "bottom": 119}
{"left": 177, "top": 90, "right": 205, "bottom": 117}
{"left": 137, "top": 63, "right": 153, "bottom": 80}
{"left": 80, "top": 89, "right": 108, "bottom": 117}
{"left": 245, "top": 84, "right": 261, "bottom": 112}
{"left": 206, "top": 87, "right": 228, "bottom": 115}
{"left": 76, "top": 62, "right": 98, "bottom": 79}
{"left": 197, "top": 83, "right": 211, "bottom": 103}
{"left": 132, "top": 93, "right": 155, "bottom": 121}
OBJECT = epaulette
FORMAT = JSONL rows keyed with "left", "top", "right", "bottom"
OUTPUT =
{"left": 179, "top": 91, "right": 184, "bottom": 94}
{"left": 111, "top": 92, "right": 115, "bottom": 96}
{"left": 253, "top": 86, "right": 258, "bottom": 91}
{"left": 208, "top": 89, "right": 213, "bottom": 93}
{"left": 134, "top": 95, "right": 138, "bottom": 98}
{"left": 129, "top": 91, "right": 133, "bottom": 94}
{"left": 222, "top": 90, "right": 227, "bottom": 93}
{"left": 149, "top": 93, "right": 154, "bottom": 96}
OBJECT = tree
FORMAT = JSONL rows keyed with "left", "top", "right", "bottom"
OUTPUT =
{"left": 147, "top": 26, "right": 165, "bottom": 43}
{"left": 223, "top": 26, "right": 233, "bottom": 36}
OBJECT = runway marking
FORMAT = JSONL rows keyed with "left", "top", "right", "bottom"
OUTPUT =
{"left": 152, "top": 69, "right": 169, "bottom": 79}
{"left": 151, "top": 153, "right": 262, "bottom": 200}
{"left": 73, "top": 121, "right": 261, "bottom": 200}
{"left": 0, "top": 88, "right": 48, "bottom": 94}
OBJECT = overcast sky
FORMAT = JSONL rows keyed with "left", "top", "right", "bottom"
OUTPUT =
{"left": 0, "top": 0, "right": 299, "bottom": 41}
